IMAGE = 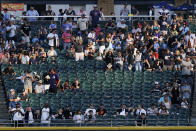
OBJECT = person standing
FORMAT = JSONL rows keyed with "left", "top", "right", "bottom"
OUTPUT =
{"left": 41, "top": 103, "right": 51, "bottom": 126}
{"left": 90, "top": 5, "right": 101, "bottom": 28}
{"left": 77, "top": 14, "right": 88, "bottom": 35}
{"left": 47, "top": 29, "right": 59, "bottom": 48}
{"left": 10, "top": 103, "right": 25, "bottom": 127}
{"left": 3, "top": 8, "right": 10, "bottom": 21}
{"left": 49, "top": 68, "right": 60, "bottom": 93}
{"left": 26, "top": 6, "right": 39, "bottom": 21}
{"left": 22, "top": 70, "right": 34, "bottom": 94}
{"left": 21, "top": 21, "right": 31, "bottom": 43}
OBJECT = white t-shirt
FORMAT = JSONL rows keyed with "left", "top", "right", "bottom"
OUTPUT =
{"left": 12, "top": 108, "right": 25, "bottom": 121}
{"left": 47, "top": 50, "right": 57, "bottom": 57}
{"left": 117, "top": 23, "right": 127, "bottom": 29}
{"left": 41, "top": 108, "right": 50, "bottom": 124}
{"left": 21, "top": 55, "right": 30, "bottom": 64}
{"left": 77, "top": 18, "right": 88, "bottom": 31}
{"left": 47, "top": 33, "right": 59, "bottom": 47}
{"left": 35, "top": 85, "right": 45, "bottom": 93}
{"left": 6, "top": 25, "right": 16, "bottom": 37}
{"left": 73, "top": 115, "right": 84, "bottom": 123}
{"left": 158, "top": 9, "right": 169, "bottom": 16}
{"left": 85, "top": 108, "right": 96, "bottom": 116}
{"left": 136, "top": 109, "right": 146, "bottom": 116}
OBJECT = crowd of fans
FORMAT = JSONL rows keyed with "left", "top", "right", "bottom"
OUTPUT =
{"left": 0, "top": 4, "right": 195, "bottom": 127}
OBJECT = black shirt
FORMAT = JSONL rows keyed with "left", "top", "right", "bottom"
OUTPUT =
{"left": 21, "top": 24, "right": 31, "bottom": 36}
{"left": 64, "top": 109, "right": 72, "bottom": 119}
{"left": 3, "top": 67, "right": 14, "bottom": 75}
{"left": 98, "top": 35, "right": 105, "bottom": 46}
{"left": 75, "top": 44, "right": 83, "bottom": 53}
{"left": 96, "top": 108, "right": 107, "bottom": 116}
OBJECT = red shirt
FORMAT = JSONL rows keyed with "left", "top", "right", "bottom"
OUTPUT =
{"left": 62, "top": 32, "right": 71, "bottom": 43}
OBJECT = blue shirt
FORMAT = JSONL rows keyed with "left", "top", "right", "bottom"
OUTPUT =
{"left": 153, "top": 42, "right": 160, "bottom": 52}
{"left": 49, "top": 24, "right": 56, "bottom": 29}
{"left": 62, "top": 24, "right": 72, "bottom": 32}
{"left": 50, "top": 73, "right": 59, "bottom": 88}
{"left": 26, "top": 10, "right": 39, "bottom": 21}
{"left": 4, "top": 12, "right": 10, "bottom": 21}
{"left": 158, "top": 97, "right": 171, "bottom": 103}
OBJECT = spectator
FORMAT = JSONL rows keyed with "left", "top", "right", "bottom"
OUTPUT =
{"left": 34, "top": 80, "right": 45, "bottom": 94}
{"left": 49, "top": 68, "right": 60, "bottom": 93}
{"left": 63, "top": 106, "right": 73, "bottom": 119}
{"left": 73, "top": 110, "right": 84, "bottom": 124}
{"left": 158, "top": 6, "right": 169, "bottom": 18}
{"left": 45, "top": 5, "right": 55, "bottom": 21}
{"left": 96, "top": 104, "right": 107, "bottom": 116}
{"left": 90, "top": 5, "right": 101, "bottom": 28}
{"left": 159, "top": 105, "right": 169, "bottom": 115}
{"left": 26, "top": 6, "right": 39, "bottom": 21}
{"left": 22, "top": 70, "right": 34, "bottom": 94}
{"left": 151, "top": 81, "right": 161, "bottom": 93}
{"left": 120, "top": 3, "right": 129, "bottom": 20}
{"left": 131, "top": 6, "right": 139, "bottom": 16}
{"left": 8, "top": 89, "right": 19, "bottom": 109}
{"left": 170, "top": 83, "right": 181, "bottom": 105}
{"left": 43, "top": 71, "right": 50, "bottom": 92}
{"left": 6, "top": 21, "right": 16, "bottom": 41}
{"left": 181, "top": 97, "right": 190, "bottom": 109}
{"left": 53, "top": 108, "right": 65, "bottom": 119}
{"left": 147, "top": 104, "right": 158, "bottom": 116}
{"left": 117, "top": 19, "right": 128, "bottom": 33}
{"left": 99, "top": 7, "right": 105, "bottom": 21}
{"left": 77, "top": 14, "right": 88, "bottom": 34}
{"left": 49, "top": 21, "right": 57, "bottom": 31}
{"left": 38, "top": 25, "right": 47, "bottom": 45}
{"left": 18, "top": 90, "right": 28, "bottom": 102}
{"left": 134, "top": 50, "right": 142, "bottom": 71}
{"left": 181, "top": 57, "right": 193, "bottom": 76}
{"left": 24, "top": 106, "right": 34, "bottom": 126}
{"left": 10, "top": 103, "right": 25, "bottom": 127}
{"left": 21, "top": 21, "right": 31, "bottom": 43}
{"left": 117, "top": 104, "right": 128, "bottom": 116}
{"left": 78, "top": 8, "right": 86, "bottom": 16}
{"left": 135, "top": 113, "right": 146, "bottom": 126}
{"left": 41, "top": 103, "right": 51, "bottom": 126}
{"left": 159, "top": 92, "right": 172, "bottom": 110}
{"left": 72, "top": 79, "right": 80, "bottom": 89}
{"left": 136, "top": 104, "right": 146, "bottom": 116}
{"left": 63, "top": 80, "right": 72, "bottom": 91}
{"left": 62, "top": 29, "right": 71, "bottom": 50}
{"left": 75, "top": 37, "right": 84, "bottom": 61}
{"left": 85, "top": 110, "right": 96, "bottom": 123}
{"left": 3, "top": 8, "right": 10, "bottom": 21}
{"left": 84, "top": 104, "right": 96, "bottom": 116}
{"left": 180, "top": 22, "right": 189, "bottom": 35}
{"left": 47, "top": 29, "right": 59, "bottom": 48}
{"left": 180, "top": 81, "right": 191, "bottom": 99}
{"left": 163, "top": 49, "right": 172, "bottom": 71}
{"left": 47, "top": 47, "right": 58, "bottom": 57}
{"left": 115, "top": 52, "right": 124, "bottom": 71}
{"left": 3, "top": 64, "right": 15, "bottom": 76}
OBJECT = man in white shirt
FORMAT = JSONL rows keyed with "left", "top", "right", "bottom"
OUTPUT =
{"left": 77, "top": 14, "right": 88, "bottom": 34}
{"left": 84, "top": 104, "right": 96, "bottom": 116}
{"left": 73, "top": 110, "right": 84, "bottom": 124}
{"left": 35, "top": 80, "right": 45, "bottom": 94}
{"left": 47, "top": 29, "right": 59, "bottom": 48}
{"left": 11, "top": 103, "right": 25, "bottom": 127}
{"left": 41, "top": 103, "right": 51, "bottom": 126}
{"left": 6, "top": 21, "right": 16, "bottom": 41}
